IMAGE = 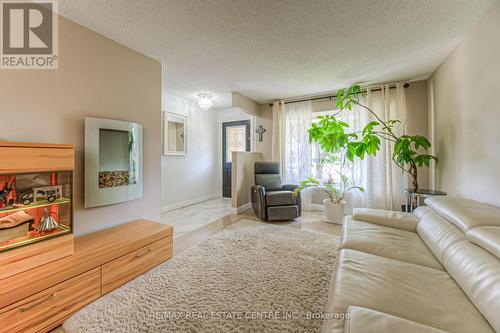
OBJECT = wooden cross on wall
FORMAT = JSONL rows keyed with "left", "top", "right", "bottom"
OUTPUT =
{"left": 256, "top": 125, "right": 266, "bottom": 142}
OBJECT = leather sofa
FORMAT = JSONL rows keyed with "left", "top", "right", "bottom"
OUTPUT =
{"left": 323, "top": 196, "right": 500, "bottom": 333}
{"left": 250, "top": 162, "right": 301, "bottom": 220}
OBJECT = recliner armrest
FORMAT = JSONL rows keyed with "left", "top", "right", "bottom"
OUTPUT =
{"left": 252, "top": 184, "right": 266, "bottom": 194}
{"left": 352, "top": 208, "right": 418, "bottom": 232}
{"left": 251, "top": 185, "right": 266, "bottom": 220}
{"left": 282, "top": 184, "right": 298, "bottom": 192}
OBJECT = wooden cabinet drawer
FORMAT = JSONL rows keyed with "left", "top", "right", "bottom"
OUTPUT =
{"left": 0, "top": 268, "right": 100, "bottom": 333}
{"left": 102, "top": 236, "right": 172, "bottom": 294}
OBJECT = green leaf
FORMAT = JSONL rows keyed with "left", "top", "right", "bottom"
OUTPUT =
{"left": 355, "top": 143, "right": 366, "bottom": 159}
{"left": 362, "top": 121, "right": 379, "bottom": 137}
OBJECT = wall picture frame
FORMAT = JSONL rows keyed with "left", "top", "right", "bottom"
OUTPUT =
{"left": 163, "top": 112, "right": 187, "bottom": 155}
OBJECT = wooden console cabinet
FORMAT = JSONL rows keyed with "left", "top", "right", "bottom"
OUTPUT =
{"left": 0, "top": 220, "right": 173, "bottom": 333}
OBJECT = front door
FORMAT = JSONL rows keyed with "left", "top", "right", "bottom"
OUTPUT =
{"left": 222, "top": 120, "right": 251, "bottom": 197}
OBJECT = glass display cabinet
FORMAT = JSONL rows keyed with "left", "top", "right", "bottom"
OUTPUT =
{"left": 0, "top": 170, "right": 73, "bottom": 252}
{"left": 0, "top": 142, "right": 75, "bottom": 279}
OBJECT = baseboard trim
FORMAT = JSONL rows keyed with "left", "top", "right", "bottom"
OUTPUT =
{"left": 231, "top": 202, "right": 252, "bottom": 215}
{"left": 161, "top": 193, "right": 220, "bottom": 213}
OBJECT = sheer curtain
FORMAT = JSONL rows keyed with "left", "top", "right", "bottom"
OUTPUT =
{"left": 272, "top": 101, "right": 285, "bottom": 175}
{"left": 283, "top": 101, "right": 312, "bottom": 184}
{"left": 272, "top": 100, "right": 313, "bottom": 209}
{"left": 348, "top": 84, "right": 408, "bottom": 211}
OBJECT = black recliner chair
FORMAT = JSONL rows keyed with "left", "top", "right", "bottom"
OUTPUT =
{"left": 251, "top": 162, "right": 301, "bottom": 220}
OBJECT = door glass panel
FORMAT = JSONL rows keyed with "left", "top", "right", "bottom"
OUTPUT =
{"left": 226, "top": 125, "right": 246, "bottom": 163}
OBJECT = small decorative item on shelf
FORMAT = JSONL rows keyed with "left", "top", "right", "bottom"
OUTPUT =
{"left": 0, "top": 210, "right": 34, "bottom": 242}
{"left": 33, "top": 185, "right": 62, "bottom": 203}
{"left": 19, "top": 191, "right": 35, "bottom": 205}
{"left": 0, "top": 178, "right": 15, "bottom": 209}
{"left": 35, "top": 208, "right": 59, "bottom": 232}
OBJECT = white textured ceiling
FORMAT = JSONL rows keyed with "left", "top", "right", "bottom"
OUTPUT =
{"left": 58, "top": 0, "right": 496, "bottom": 107}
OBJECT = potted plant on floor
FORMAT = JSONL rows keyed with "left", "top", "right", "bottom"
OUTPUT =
{"left": 292, "top": 173, "right": 364, "bottom": 224}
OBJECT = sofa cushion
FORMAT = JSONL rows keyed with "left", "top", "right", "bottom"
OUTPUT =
{"left": 416, "top": 211, "right": 466, "bottom": 264}
{"left": 413, "top": 206, "right": 432, "bottom": 219}
{"left": 266, "top": 191, "right": 295, "bottom": 206}
{"left": 323, "top": 249, "right": 494, "bottom": 333}
{"left": 425, "top": 197, "right": 500, "bottom": 232}
{"left": 341, "top": 217, "right": 443, "bottom": 270}
{"left": 466, "top": 226, "right": 500, "bottom": 259}
{"left": 344, "top": 306, "right": 449, "bottom": 333}
{"left": 442, "top": 239, "right": 500, "bottom": 332}
{"left": 352, "top": 208, "right": 418, "bottom": 232}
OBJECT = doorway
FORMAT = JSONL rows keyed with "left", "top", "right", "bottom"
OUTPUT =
{"left": 222, "top": 120, "right": 251, "bottom": 197}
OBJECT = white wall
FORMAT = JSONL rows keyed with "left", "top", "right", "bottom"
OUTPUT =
{"left": 161, "top": 94, "right": 219, "bottom": 211}
{"left": 430, "top": 2, "right": 500, "bottom": 206}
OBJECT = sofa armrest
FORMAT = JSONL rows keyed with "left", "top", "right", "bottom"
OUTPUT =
{"left": 251, "top": 185, "right": 266, "bottom": 220}
{"left": 345, "top": 306, "right": 449, "bottom": 333}
{"left": 352, "top": 208, "right": 418, "bottom": 232}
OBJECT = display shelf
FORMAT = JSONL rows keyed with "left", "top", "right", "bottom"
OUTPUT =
{"left": 0, "top": 198, "right": 71, "bottom": 214}
{"left": 0, "top": 224, "right": 71, "bottom": 252}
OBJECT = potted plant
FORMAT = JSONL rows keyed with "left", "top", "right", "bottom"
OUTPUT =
{"left": 292, "top": 173, "right": 364, "bottom": 224}
{"left": 308, "top": 84, "right": 437, "bottom": 192}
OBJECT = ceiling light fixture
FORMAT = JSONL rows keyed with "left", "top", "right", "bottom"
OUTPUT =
{"left": 196, "top": 93, "right": 214, "bottom": 110}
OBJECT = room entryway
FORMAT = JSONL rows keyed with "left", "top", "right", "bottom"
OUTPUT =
{"left": 222, "top": 120, "right": 251, "bottom": 197}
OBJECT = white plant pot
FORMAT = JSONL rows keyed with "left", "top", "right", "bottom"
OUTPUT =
{"left": 323, "top": 199, "right": 345, "bottom": 224}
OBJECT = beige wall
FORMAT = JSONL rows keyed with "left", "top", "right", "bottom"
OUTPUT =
{"left": 429, "top": 2, "right": 500, "bottom": 206}
{"left": 232, "top": 92, "right": 260, "bottom": 116}
{"left": 0, "top": 16, "right": 162, "bottom": 236}
{"left": 405, "top": 80, "right": 430, "bottom": 189}
{"left": 231, "top": 152, "right": 263, "bottom": 208}
{"left": 255, "top": 107, "right": 273, "bottom": 161}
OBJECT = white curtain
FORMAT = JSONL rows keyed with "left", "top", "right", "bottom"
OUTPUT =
{"left": 283, "top": 101, "right": 312, "bottom": 185}
{"left": 347, "top": 84, "right": 408, "bottom": 211}
{"left": 271, "top": 101, "right": 285, "bottom": 174}
{"left": 272, "top": 100, "right": 313, "bottom": 209}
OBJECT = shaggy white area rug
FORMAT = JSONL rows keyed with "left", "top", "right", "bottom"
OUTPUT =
{"left": 63, "top": 220, "right": 339, "bottom": 333}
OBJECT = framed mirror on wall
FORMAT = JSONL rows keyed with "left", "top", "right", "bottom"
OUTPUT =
{"left": 163, "top": 112, "right": 187, "bottom": 155}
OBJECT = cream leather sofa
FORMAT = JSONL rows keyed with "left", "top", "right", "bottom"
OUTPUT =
{"left": 323, "top": 196, "right": 500, "bottom": 333}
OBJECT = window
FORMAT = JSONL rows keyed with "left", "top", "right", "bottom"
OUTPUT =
{"left": 311, "top": 111, "right": 339, "bottom": 183}
{"left": 225, "top": 125, "right": 246, "bottom": 163}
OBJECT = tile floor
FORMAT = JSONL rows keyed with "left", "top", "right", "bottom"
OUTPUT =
{"left": 160, "top": 197, "right": 233, "bottom": 238}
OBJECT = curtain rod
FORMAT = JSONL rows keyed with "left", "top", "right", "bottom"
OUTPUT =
{"left": 268, "top": 83, "right": 410, "bottom": 107}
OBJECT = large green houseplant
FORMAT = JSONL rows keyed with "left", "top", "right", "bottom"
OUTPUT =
{"left": 308, "top": 84, "right": 437, "bottom": 191}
